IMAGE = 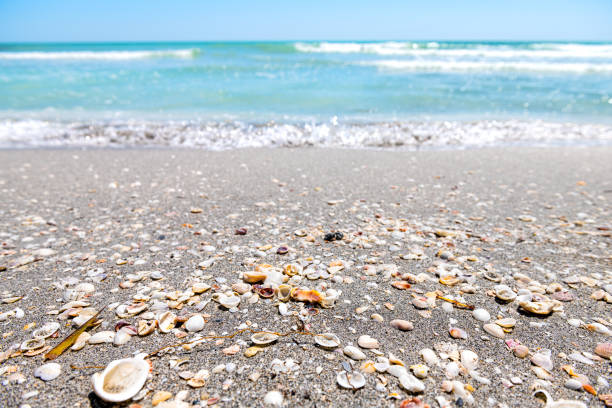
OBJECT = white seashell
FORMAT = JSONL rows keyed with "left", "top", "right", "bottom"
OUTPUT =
{"left": 483, "top": 323, "right": 505, "bottom": 339}
{"left": 445, "top": 362, "right": 460, "bottom": 379}
{"left": 495, "top": 317, "right": 517, "bottom": 328}
{"left": 390, "top": 319, "right": 414, "bottom": 331}
{"left": 192, "top": 282, "right": 211, "bottom": 294}
{"left": 185, "top": 314, "right": 205, "bottom": 332}
{"left": 88, "top": 331, "right": 115, "bottom": 344}
{"left": 32, "top": 322, "right": 60, "bottom": 339}
{"left": 21, "top": 337, "right": 45, "bottom": 351}
{"left": 251, "top": 332, "right": 279, "bottom": 345}
{"left": 91, "top": 357, "right": 149, "bottom": 402}
{"left": 494, "top": 285, "right": 517, "bottom": 302}
{"left": 113, "top": 329, "right": 132, "bottom": 346}
{"left": 343, "top": 346, "right": 366, "bottom": 360}
{"left": 519, "top": 300, "right": 555, "bottom": 315}
{"left": 276, "top": 285, "right": 292, "bottom": 302}
{"left": 336, "top": 371, "right": 366, "bottom": 389}
{"left": 218, "top": 294, "right": 240, "bottom": 309}
{"left": 472, "top": 308, "right": 490, "bottom": 322}
{"left": 410, "top": 364, "right": 429, "bottom": 379}
{"left": 568, "top": 352, "right": 593, "bottom": 365}
{"left": 357, "top": 335, "right": 379, "bottom": 349}
{"left": 374, "top": 357, "right": 390, "bottom": 372}
{"left": 420, "top": 348, "right": 439, "bottom": 366}
{"left": 531, "top": 350, "right": 553, "bottom": 371}
{"left": 533, "top": 389, "right": 587, "bottom": 408}
{"left": 263, "top": 390, "right": 284, "bottom": 406}
{"left": 460, "top": 350, "right": 479, "bottom": 370}
{"left": 564, "top": 379, "right": 583, "bottom": 391}
{"left": 398, "top": 373, "right": 425, "bottom": 393}
{"left": 278, "top": 303, "right": 292, "bottom": 316}
{"left": 157, "top": 311, "right": 177, "bottom": 333}
{"left": 314, "top": 333, "right": 341, "bottom": 349}
{"left": 386, "top": 365, "right": 408, "bottom": 378}
{"left": 34, "top": 363, "right": 61, "bottom": 381}
{"left": 71, "top": 332, "right": 90, "bottom": 351}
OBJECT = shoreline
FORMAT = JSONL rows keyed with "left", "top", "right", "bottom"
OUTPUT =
{"left": 1, "top": 146, "right": 611, "bottom": 408}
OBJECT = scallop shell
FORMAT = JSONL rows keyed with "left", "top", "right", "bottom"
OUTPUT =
{"left": 91, "top": 357, "right": 149, "bottom": 402}
{"left": 314, "top": 333, "right": 341, "bottom": 349}
{"left": 277, "top": 285, "right": 292, "bottom": 302}
{"left": 494, "top": 285, "right": 517, "bottom": 302}
{"left": 594, "top": 342, "right": 612, "bottom": 359}
{"left": 157, "top": 311, "right": 177, "bottom": 333}
{"left": 336, "top": 371, "right": 366, "bottom": 389}
{"left": 34, "top": 363, "right": 61, "bottom": 381}
{"left": 32, "top": 322, "right": 60, "bottom": 339}
{"left": 251, "top": 332, "right": 279, "bottom": 345}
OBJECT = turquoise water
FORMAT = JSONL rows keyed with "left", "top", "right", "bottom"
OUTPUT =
{"left": 1, "top": 41, "right": 611, "bottom": 147}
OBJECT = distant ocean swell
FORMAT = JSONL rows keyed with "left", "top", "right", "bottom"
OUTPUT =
{"left": 0, "top": 48, "right": 200, "bottom": 60}
{"left": 1, "top": 119, "right": 611, "bottom": 150}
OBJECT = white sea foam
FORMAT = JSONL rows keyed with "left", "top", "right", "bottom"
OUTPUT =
{"left": 361, "top": 60, "right": 612, "bottom": 74}
{"left": 294, "top": 42, "right": 612, "bottom": 59}
{"left": 0, "top": 49, "right": 200, "bottom": 60}
{"left": 1, "top": 119, "right": 610, "bottom": 150}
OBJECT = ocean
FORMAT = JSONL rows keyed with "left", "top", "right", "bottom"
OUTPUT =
{"left": 1, "top": 41, "right": 611, "bottom": 149}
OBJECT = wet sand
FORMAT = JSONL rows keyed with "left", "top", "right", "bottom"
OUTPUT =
{"left": 0, "top": 147, "right": 611, "bottom": 408}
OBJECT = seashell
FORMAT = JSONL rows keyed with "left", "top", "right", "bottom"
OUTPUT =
{"left": 564, "top": 379, "right": 583, "bottom": 391}
{"left": 187, "top": 369, "right": 209, "bottom": 388}
{"left": 277, "top": 285, "right": 292, "bottom": 302}
{"left": 34, "top": 363, "right": 61, "bottom": 381}
{"left": 21, "top": 337, "right": 45, "bottom": 351}
{"left": 519, "top": 300, "right": 554, "bottom": 315}
{"left": 157, "top": 311, "right": 177, "bottom": 333}
{"left": 192, "top": 282, "right": 211, "bottom": 294}
{"left": 483, "top": 323, "right": 505, "bottom": 339}
{"left": 219, "top": 294, "right": 240, "bottom": 309}
{"left": 91, "top": 357, "right": 149, "bottom": 402}
{"left": 568, "top": 352, "right": 593, "bottom": 365}
{"left": 231, "top": 282, "right": 251, "bottom": 295}
{"left": 411, "top": 297, "right": 429, "bottom": 310}
{"left": 32, "top": 322, "right": 61, "bottom": 339}
{"left": 138, "top": 320, "right": 156, "bottom": 336}
{"left": 320, "top": 289, "right": 339, "bottom": 308}
{"left": 420, "top": 348, "right": 439, "bottom": 366}
{"left": 71, "top": 332, "right": 90, "bottom": 351}
{"left": 439, "top": 275, "right": 461, "bottom": 286}
{"left": 387, "top": 364, "right": 408, "bottom": 378}
{"left": 495, "top": 318, "right": 516, "bottom": 328}
{"left": 284, "top": 263, "right": 302, "bottom": 276}
{"left": 472, "top": 308, "right": 490, "bottom": 322}
{"left": 533, "top": 389, "right": 587, "bottom": 408}
{"left": 460, "top": 350, "right": 479, "bottom": 370}
{"left": 254, "top": 285, "right": 275, "bottom": 298}
{"left": 358, "top": 335, "right": 379, "bottom": 349}
{"left": 152, "top": 391, "right": 172, "bottom": 406}
{"left": 551, "top": 291, "right": 574, "bottom": 302}
{"left": 410, "top": 364, "right": 429, "bottom": 379}
{"left": 89, "top": 331, "right": 115, "bottom": 344}
{"left": 185, "top": 314, "right": 205, "bottom": 332}
{"left": 314, "top": 333, "right": 341, "bottom": 349}
{"left": 291, "top": 288, "right": 322, "bottom": 304}
{"left": 263, "top": 390, "right": 284, "bottom": 406}
{"left": 513, "top": 345, "right": 530, "bottom": 358}
{"left": 343, "top": 346, "right": 366, "bottom": 360}
{"left": 449, "top": 327, "right": 467, "bottom": 339}
{"left": 370, "top": 313, "right": 383, "bottom": 322}
{"left": 125, "top": 303, "right": 147, "bottom": 315}
{"left": 398, "top": 373, "right": 425, "bottom": 393}
{"left": 531, "top": 350, "right": 553, "bottom": 371}
{"left": 337, "top": 371, "right": 366, "bottom": 389}
{"left": 494, "top": 285, "right": 517, "bottom": 302}
{"left": 390, "top": 319, "right": 414, "bottom": 331}
{"left": 243, "top": 272, "right": 267, "bottom": 284}
{"left": 483, "top": 271, "right": 502, "bottom": 282}
{"left": 445, "top": 361, "right": 460, "bottom": 378}
{"left": 392, "top": 281, "right": 411, "bottom": 290}
{"left": 594, "top": 343, "right": 612, "bottom": 359}
{"left": 113, "top": 329, "right": 132, "bottom": 346}
{"left": 251, "top": 332, "right": 279, "bottom": 345}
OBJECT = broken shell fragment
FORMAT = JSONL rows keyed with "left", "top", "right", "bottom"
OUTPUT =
{"left": 91, "top": 357, "right": 149, "bottom": 402}
{"left": 291, "top": 288, "right": 322, "bottom": 304}
{"left": 217, "top": 294, "right": 240, "bottom": 309}
{"left": 314, "top": 333, "right": 341, "bottom": 349}
{"left": 449, "top": 327, "right": 468, "bottom": 339}
{"left": 531, "top": 350, "right": 553, "bottom": 371}
{"left": 34, "top": 363, "right": 61, "bottom": 381}
{"left": 533, "top": 389, "right": 587, "bottom": 408}
{"left": 157, "top": 311, "right": 177, "bottom": 333}
{"left": 243, "top": 272, "right": 267, "bottom": 284}
{"left": 138, "top": 320, "right": 156, "bottom": 336}
{"left": 519, "top": 300, "right": 554, "bottom": 315}
{"left": 21, "top": 337, "right": 45, "bottom": 351}
{"left": 88, "top": 331, "right": 115, "bottom": 344}
{"left": 494, "top": 285, "right": 517, "bottom": 302}
{"left": 337, "top": 371, "right": 366, "bottom": 389}
{"left": 251, "top": 332, "right": 279, "bottom": 345}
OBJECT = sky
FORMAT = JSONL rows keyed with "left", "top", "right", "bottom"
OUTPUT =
{"left": 1, "top": 0, "right": 611, "bottom": 42}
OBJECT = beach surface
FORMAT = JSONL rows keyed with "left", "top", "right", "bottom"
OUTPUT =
{"left": 0, "top": 146, "right": 611, "bottom": 408}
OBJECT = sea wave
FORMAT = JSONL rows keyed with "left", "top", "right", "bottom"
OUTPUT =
{"left": 361, "top": 60, "right": 612, "bottom": 74}
{"left": 1, "top": 119, "right": 610, "bottom": 150}
{"left": 294, "top": 42, "right": 612, "bottom": 59}
{"left": 0, "top": 48, "right": 201, "bottom": 60}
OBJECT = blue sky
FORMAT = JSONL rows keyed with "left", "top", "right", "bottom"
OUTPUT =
{"left": 1, "top": 0, "right": 611, "bottom": 42}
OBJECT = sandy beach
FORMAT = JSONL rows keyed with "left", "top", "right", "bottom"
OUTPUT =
{"left": 0, "top": 146, "right": 611, "bottom": 408}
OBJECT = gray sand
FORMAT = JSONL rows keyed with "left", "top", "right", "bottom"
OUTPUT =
{"left": 0, "top": 147, "right": 611, "bottom": 408}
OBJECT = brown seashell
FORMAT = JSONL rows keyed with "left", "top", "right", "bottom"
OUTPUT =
{"left": 253, "top": 285, "right": 274, "bottom": 298}
{"left": 518, "top": 300, "right": 554, "bottom": 315}
{"left": 551, "top": 291, "right": 574, "bottom": 302}
{"left": 137, "top": 320, "right": 156, "bottom": 336}
{"left": 243, "top": 272, "right": 266, "bottom": 284}
{"left": 513, "top": 345, "right": 529, "bottom": 358}
{"left": 449, "top": 327, "right": 468, "bottom": 339}
{"left": 291, "top": 288, "right": 322, "bottom": 304}
{"left": 391, "top": 281, "right": 411, "bottom": 290}
{"left": 390, "top": 319, "right": 414, "bottom": 331}
{"left": 595, "top": 343, "right": 612, "bottom": 359}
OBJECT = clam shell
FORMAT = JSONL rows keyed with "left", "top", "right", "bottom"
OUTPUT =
{"left": 390, "top": 319, "right": 414, "bottom": 331}
{"left": 495, "top": 318, "right": 517, "bottom": 328}
{"left": 185, "top": 314, "right": 205, "bottom": 332}
{"left": 460, "top": 350, "right": 479, "bottom": 370}
{"left": 217, "top": 294, "right": 240, "bottom": 309}
{"left": 483, "top": 323, "right": 505, "bottom": 339}
{"left": 113, "top": 329, "right": 132, "bottom": 346}
{"left": 291, "top": 288, "right": 323, "bottom": 304}
{"left": 243, "top": 272, "right": 266, "bottom": 283}
{"left": 157, "top": 311, "right": 177, "bottom": 333}
{"left": 32, "top": 322, "right": 60, "bottom": 339}
{"left": 449, "top": 327, "right": 468, "bottom": 339}
{"left": 594, "top": 343, "right": 612, "bottom": 359}
{"left": 343, "top": 345, "right": 366, "bottom": 360}
{"left": 71, "top": 332, "right": 90, "bottom": 351}
{"left": 231, "top": 282, "right": 251, "bottom": 295}
{"left": 519, "top": 300, "right": 554, "bottom": 315}
{"left": 398, "top": 373, "right": 425, "bottom": 393}
{"left": 88, "top": 331, "right": 115, "bottom": 344}
{"left": 192, "top": 282, "right": 211, "bottom": 294}
{"left": 137, "top": 320, "right": 156, "bottom": 336}
{"left": 34, "top": 363, "right": 61, "bottom": 381}
{"left": 277, "top": 285, "right": 292, "bottom": 302}
{"left": 92, "top": 357, "right": 149, "bottom": 402}
{"left": 251, "top": 332, "right": 279, "bottom": 345}
{"left": 314, "top": 333, "right": 341, "bottom": 349}
{"left": 21, "top": 337, "right": 45, "bottom": 351}
{"left": 494, "top": 285, "right": 517, "bottom": 302}
{"left": 357, "top": 335, "right": 379, "bottom": 349}
{"left": 336, "top": 371, "right": 366, "bottom": 389}
{"left": 472, "top": 308, "right": 490, "bottom": 322}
